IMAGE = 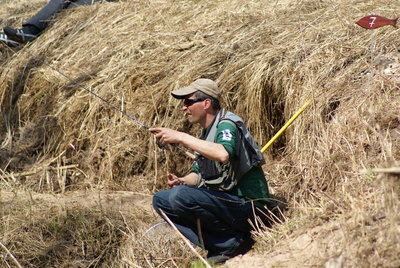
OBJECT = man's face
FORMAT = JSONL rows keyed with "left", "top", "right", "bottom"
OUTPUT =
{"left": 182, "top": 94, "right": 207, "bottom": 124}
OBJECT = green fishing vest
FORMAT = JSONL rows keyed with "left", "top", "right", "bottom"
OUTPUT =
{"left": 196, "top": 109, "right": 266, "bottom": 191}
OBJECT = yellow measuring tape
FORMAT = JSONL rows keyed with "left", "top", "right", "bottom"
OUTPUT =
{"left": 261, "top": 98, "right": 313, "bottom": 153}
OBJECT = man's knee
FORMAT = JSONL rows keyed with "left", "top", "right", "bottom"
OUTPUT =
{"left": 152, "top": 193, "right": 160, "bottom": 210}
{"left": 153, "top": 186, "right": 200, "bottom": 215}
{"left": 168, "top": 186, "right": 198, "bottom": 213}
{"left": 152, "top": 190, "right": 169, "bottom": 212}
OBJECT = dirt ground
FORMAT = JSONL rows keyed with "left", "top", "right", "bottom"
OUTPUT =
{"left": 1, "top": 188, "right": 386, "bottom": 268}
{"left": 1, "top": 189, "right": 328, "bottom": 267}
{"left": 0, "top": 189, "right": 153, "bottom": 214}
{"left": 1, "top": 189, "right": 326, "bottom": 267}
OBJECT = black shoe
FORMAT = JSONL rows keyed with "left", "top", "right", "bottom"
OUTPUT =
{"left": 206, "top": 235, "right": 255, "bottom": 265}
{"left": 231, "top": 235, "right": 255, "bottom": 256}
{"left": 4, "top": 26, "right": 37, "bottom": 43}
{"left": 0, "top": 32, "right": 20, "bottom": 47}
{"left": 206, "top": 254, "right": 231, "bottom": 265}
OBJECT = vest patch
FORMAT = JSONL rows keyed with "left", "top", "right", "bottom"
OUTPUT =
{"left": 221, "top": 129, "right": 232, "bottom": 141}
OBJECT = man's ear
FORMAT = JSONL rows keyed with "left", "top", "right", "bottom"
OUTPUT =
{"left": 203, "top": 98, "right": 212, "bottom": 110}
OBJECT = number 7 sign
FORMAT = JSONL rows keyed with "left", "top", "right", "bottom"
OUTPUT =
{"left": 356, "top": 14, "right": 398, "bottom": 29}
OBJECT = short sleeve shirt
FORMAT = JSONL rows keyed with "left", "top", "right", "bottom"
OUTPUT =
{"left": 192, "top": 120, "right": 270, "bottom": 207}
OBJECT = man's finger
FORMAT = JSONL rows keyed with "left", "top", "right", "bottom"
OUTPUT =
{"left": 149, "top": 127, "right": 163, "bottom": 134}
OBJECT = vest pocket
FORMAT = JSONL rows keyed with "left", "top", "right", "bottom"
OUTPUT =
{"left": 197, "top": 156, "right": 221, "bottom": 180}
{"left": 196, "top": 156, "right": 236, "bottom": 191}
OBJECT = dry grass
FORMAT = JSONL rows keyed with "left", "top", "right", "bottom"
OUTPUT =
{"left": 0, "top": 0, "right": 399, "bottom": 267}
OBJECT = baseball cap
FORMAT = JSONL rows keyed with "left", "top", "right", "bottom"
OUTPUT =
{"left": 171, "top": 78, "right": 220, "bottom": 100}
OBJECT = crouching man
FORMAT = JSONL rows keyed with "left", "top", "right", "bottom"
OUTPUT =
{"left": 150, "top": 78, "right": 271, "bottom": 264}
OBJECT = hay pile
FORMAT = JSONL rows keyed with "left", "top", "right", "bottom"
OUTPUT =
{"left": 0, "top": 0, "right": 399, "bottom": 267}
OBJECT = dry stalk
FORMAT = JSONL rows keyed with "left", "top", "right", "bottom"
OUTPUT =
{"left": 0, "top": 164, "right": 78, "bottom": 180}
{"left": 159, "top": 210, "right": 211, "bottom": 268}
{"left": 361, "top": 167, "right": 400, "bottom": 174}
{"left": 0, "top": 241, "right": 23, "bottom": 268}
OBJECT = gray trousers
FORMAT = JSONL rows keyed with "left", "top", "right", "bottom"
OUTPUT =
{"left": 23, "top": 0, "right": 106, "bottom": 31}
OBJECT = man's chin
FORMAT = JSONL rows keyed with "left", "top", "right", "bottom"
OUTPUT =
{"left": 187, "top": 117, "right": 197, "bottom": 124}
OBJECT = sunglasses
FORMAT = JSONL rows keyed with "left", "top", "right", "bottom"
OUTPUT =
{"left": 183, "top": 97, "right": 207, "bottom": 106}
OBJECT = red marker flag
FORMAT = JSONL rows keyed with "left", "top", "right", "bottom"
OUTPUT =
{"left": 356, "top": 15, "right": 398, "bottom": 29}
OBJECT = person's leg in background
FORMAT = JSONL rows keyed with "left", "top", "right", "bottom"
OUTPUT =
{"left": 3, "top": 0, "right": 108, "bottom": 44}
{"left": 4, "top": 0, "right": 71, "bottom": 43}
